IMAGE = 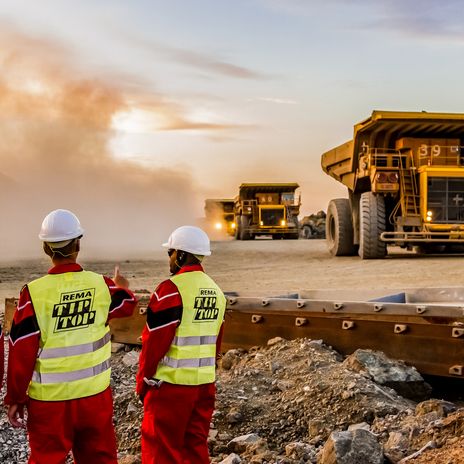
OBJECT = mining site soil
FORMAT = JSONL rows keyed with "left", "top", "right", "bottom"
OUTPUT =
{"left": 2, "top": 239, "right": 464, "bottom": 463}
{"left": 2, "top": 239, "right": 464, "bottom": 307}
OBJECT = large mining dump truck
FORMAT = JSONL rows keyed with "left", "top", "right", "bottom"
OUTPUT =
{"left": 204, "top": 198, "right": 236, "bottom": 236}
{"left": 233, "top": 183, "right": 300, "bottom": 240}
{"left": 321, "top": 110, "right": 464, "bottom": 258}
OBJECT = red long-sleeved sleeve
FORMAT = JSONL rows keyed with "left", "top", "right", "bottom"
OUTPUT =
{"left": 136, "top": 279, "right": 182, "bottom": 396}
{"left": 5, "top": 286, "right": 41, "bottom": 405}
{"left": 103, "top": 276, "right": 138, "bottom": 321}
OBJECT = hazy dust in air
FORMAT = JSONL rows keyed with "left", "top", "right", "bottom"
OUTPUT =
{"left": 0, "top": 26, "right": 198, "bottom": 262}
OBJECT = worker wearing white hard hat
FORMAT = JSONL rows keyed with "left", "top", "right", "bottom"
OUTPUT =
{"left": 38, "top": 208, "right": 84, "bottom": 259}
{"left": 6, "top": 209, "right": 138, "bottom": 464}
{"left": 136, "top": 225, "right": 226, "bottom": 463}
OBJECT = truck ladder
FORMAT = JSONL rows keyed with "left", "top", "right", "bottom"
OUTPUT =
{"left": 398, "top": 155, "right": 420, "bottom": 219}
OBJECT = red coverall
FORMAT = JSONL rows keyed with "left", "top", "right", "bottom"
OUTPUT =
{"left": 136, "top": 264, "right": 223, "bottom": 464}
{"left": 5, "top": 263, "right": 138, "bottom": 464}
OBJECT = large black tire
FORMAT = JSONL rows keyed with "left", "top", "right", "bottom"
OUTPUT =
{"left": 359, "top": 192, "right": 387, "bottom": 259}
{"left": 326, "top": 199, "right": 356, "bottom": 256}
{"left": 234, "top": 216, "right": 241, "bottom": 240}
{"left": 239, "top": 215, "right": 251, "bottom": 240}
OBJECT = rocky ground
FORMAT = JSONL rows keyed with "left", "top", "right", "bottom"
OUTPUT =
{"left": 3, "top": 240, "right": 464, "bottom": 463}
{"left": 111, "top": 337, "right": 464, "bottom": 464}
{"left": 2, "top": 337, "right": 464, "bottom": 463}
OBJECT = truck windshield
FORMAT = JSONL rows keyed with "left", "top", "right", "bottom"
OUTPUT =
{"left": 281, "top": 193, "right": 295, "bottom": 205}
{"left": 428, "top": 177, "right": 464, "bottom": 223}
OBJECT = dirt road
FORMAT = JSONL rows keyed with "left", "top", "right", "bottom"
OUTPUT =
{"left": 1, "top": 239, "right": 464, "bottom": 310}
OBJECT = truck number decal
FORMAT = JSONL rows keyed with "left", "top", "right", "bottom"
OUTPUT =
{"left": 419, "top": 144, "right": 441, "bottom": 158}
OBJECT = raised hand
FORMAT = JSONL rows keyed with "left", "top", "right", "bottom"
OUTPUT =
{"left": 113, "top": 265, "right": 130, "bottom": 289}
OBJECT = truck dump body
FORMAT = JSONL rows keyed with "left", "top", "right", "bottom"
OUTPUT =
{"left": 321, "top": 111, "right": 464, "bottom": 192}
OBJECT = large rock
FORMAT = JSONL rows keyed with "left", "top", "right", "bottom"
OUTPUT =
{"left": 343, "top": 349, "right": 432, "bottom": 401}
{"left": 122, "top": 350, "right": 140, "bottom": 368}
{"left": 227, "top": 433, "right": 261, "bottom": 453}
{"left": 219, "top": 454, "right": 242, "bottom": 464}
{"left": 383, "top": 431, "right": 410, "bottom": 463}
{"left": 415, "top": 399, "right": 456, "bottom": 418}
{"left": 286, "top": 442, "right": 316, "bottom": 460}
{"left": 318, "top": 429, "right": 383, "bottom": 464}
{"left": 221, "top": 349, "right": 242, "bottom": 371}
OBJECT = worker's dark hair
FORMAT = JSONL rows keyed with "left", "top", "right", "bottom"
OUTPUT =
{"left": 43, "top": 238, "right": 80, "bottom": 259}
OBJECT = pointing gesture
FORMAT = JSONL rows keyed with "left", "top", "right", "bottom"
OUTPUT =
{"left": 113, "top": 265, "right": 130, "bottom": 289}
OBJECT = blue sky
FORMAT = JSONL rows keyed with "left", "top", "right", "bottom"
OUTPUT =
{"left": 2, "top": 0, "right": 464, "bottom": 217}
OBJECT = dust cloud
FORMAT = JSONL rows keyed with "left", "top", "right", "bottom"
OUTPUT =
{"left": 0, "top": 26, "right": 198, "bottom": 262}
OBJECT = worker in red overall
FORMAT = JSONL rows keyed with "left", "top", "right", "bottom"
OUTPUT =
{"left": 136, "top": 225, "right": 226, "bottom": 463}
{"left": 5, "top": 209, "right": 138, "bottom": 464}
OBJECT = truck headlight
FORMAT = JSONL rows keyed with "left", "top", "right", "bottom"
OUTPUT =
{"left": 231, "top": 223, "right": 236, "bottom": 229}
{"left": 426, "top": 211, "right": 433, "bottom": 222}
{"left": 260, "top": 221, "right": 264, "bottom": 226}
{"left": 281, "top": 220, "right": 286, "bottom": 226}
{"left": 215, "top": 222, "right": 223, "bottom": 230}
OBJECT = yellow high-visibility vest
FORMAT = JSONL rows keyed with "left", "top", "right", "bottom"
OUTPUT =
{"left": 27, "top": 270, "right": 112, "bottom": 401}
{"left": 154, "top": 271, "right": 226, "bottom": 385}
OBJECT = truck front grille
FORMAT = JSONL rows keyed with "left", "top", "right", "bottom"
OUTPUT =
{"left": 260, "top": 208, "right": 285, "bottom": 226}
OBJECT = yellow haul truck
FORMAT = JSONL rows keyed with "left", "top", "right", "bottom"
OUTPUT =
{"left": 204, "top": 198, "right": 236, "bottom": 236}
{"left": 321, "top": 110, "right": 464, "bottom": 258}
{"left": 234, "top": 183, "right": 300, "bottom": 240}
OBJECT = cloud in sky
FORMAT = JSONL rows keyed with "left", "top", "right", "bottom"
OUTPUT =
{"left": 254, "top": 97, "right": 298, "bottom": 105}
{"left": 364, "top": 1, "right": 464, "bottom": 41}
{"left": 258, "top": 0, "right": 464, "bottom": 42}
{"left": 115, "top": 31, "right": 266, "bottom": 80}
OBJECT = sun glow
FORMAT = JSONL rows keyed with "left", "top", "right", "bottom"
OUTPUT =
{"left": 111, "top": 108, "right": 162, "bottom": 134}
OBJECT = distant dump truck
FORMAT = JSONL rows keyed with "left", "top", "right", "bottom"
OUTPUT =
{"left": 321, "top": 110, "right": 464, "bottom": 258}
{"left": 204, "top": 198, "right": 236, "bottom": 236}
{"left": 234, "top": 183, "right": 300, "bottom": 240}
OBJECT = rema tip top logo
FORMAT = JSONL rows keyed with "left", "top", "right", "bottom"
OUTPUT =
{"left": 52, "top": 288, "right": 96, "bottom": 332}
{"left": 193, "top": 288, "right": 219, "bottom": 322}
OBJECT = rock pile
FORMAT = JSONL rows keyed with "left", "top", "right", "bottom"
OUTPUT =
{"left": 299, "top": 211, "right": 326, "bottom": 239}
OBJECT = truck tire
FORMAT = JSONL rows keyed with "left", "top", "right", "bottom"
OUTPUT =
{"left": 235, "top": 216, "right": 242, "bottom": 240}
{"left": 326, "top": 199, "right": 356, "bottom": 256}
{"left": 359, "top": 192, "right": 387, "bottom": 259}
{"left": 240, "top": 215, "right": 251, "bottom": 240}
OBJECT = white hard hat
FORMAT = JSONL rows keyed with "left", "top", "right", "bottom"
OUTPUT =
{"left": 38, "top": 209, "right": 84, "bottom": 243}
{"left": 162, "top": 226, "right": 211, "bottom": 256}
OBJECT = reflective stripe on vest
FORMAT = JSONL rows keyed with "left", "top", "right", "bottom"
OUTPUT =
{"left": 154, "top": 271, "right": 226, "bottom": 386}
{"left": 172, "top": 335, "right": 217, "bottom": 346}
{"left": 38, "top": 332, "right": 111, "bottom": 359}
{"left": 160, "top": 355, "right": 216, "bottom": 369}
{"left": 27, "top": 270, "right": 112, "bottom": 401}
{"left": 32, "top": 358, "right": 110, "bottom": 384}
